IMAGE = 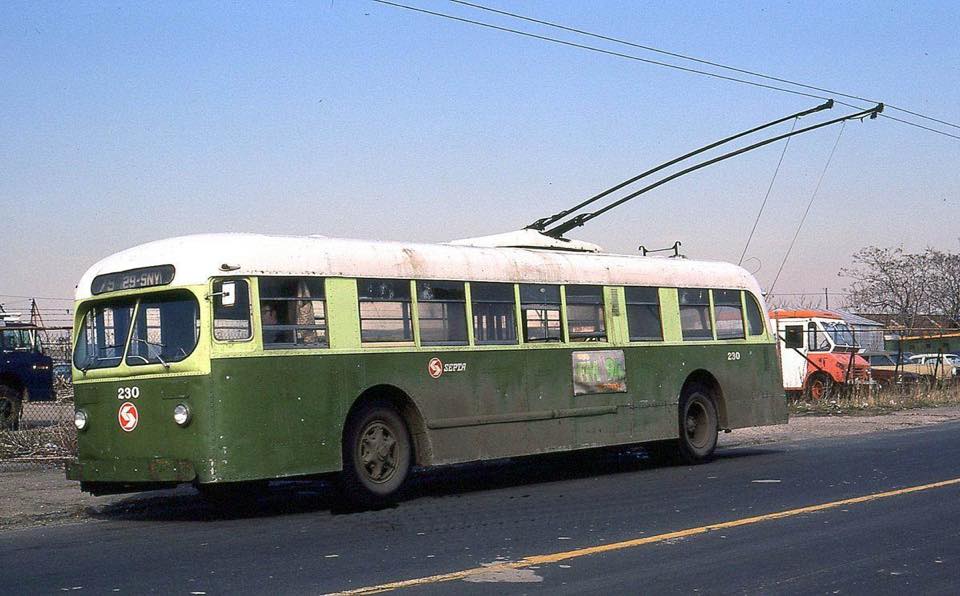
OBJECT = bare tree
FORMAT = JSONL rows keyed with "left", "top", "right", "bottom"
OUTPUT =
{"left": 927, "top": 250, "right": 960, "bottom": 323}
{"left": 841, "top": 247, "right": 933, "bottom": 325}
{"left": 840, "top": 246, "right": 960, "bottom": 327}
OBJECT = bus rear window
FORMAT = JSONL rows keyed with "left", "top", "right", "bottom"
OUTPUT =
{"left": 745, "top": 293, "right": 766, "bottom": 336}
{"left": 679, "top": 288, "right": 713, "bottom": 341}
{"left": 713, "top": 290, "right": 745, "bottom": 340}
{"left": 359, "top": 279, "right": 413, "bottom": 343}
{"left": 126, "top": 291, "right": 200, "bottom": 366}
{"left": 74, "top": 301, "right": 135, "bottom": 370}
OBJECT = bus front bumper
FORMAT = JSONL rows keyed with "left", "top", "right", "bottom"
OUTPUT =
{"left": 67, "top": 457, "right": 197, "bottom": 486}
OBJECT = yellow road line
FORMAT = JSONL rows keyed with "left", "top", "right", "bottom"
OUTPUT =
{"left": 331, "top": 476, "right": 960, "bottom": 595}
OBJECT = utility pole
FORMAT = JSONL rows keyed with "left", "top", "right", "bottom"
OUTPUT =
{"left": 824, "top": 288, "right": 829, "bottom": 310}
{"left": 30, "top": 299, "right": 49, "bottom": 343}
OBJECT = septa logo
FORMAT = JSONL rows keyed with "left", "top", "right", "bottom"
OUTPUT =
{"left": 428, "top": 357, "right": 443, "bottom": 379}
{"left": 118, "top": 402, "right": 139, "bottom": 432}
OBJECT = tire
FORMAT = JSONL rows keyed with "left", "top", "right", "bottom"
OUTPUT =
{"left": 339, "top": 400, "right": 412, "bottom": 509}
{"left": 677, "top": 385, "right": 718, "bottom": 464}
{"left": 0, "top": 385, "right": 22, "bottom": 431}
{"left": 804, "top": 372, "right": 833, "bottom": 401}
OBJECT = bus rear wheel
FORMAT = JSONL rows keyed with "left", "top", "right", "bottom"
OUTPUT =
{"left": 677, "top": 385, "right": 718, "bottom": 464}
{"left": 0, "top": 385, "right": 22, "bottom": 431}
{"left": 340, "top": 401, "right": 412, "bottom": 509}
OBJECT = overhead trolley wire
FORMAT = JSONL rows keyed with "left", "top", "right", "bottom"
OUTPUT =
{"left": 768, "top": 121, "right": 847, "bottom": 294}
{"left": 371, "top": 0, "right": 828, "bottom": 101}
{"left": 446, "top": 0, "right": 960, "bottom": 134}
{"left": 372, "top": 0, "right": 960, "bottom": 141}
{"left": 739, "top": 118, "right": 798, "bottom": 266}
{"left": 0, "top": 294, "right": 74, "bottom": 301}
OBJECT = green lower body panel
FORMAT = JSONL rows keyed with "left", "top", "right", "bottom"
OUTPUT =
{"left": 66, "top": 457, "right": 196, "bottom": 483}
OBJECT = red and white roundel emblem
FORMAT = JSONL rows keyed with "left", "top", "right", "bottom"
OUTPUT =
{"left": 427, "top": 357, "right": 443, "bottom": 379}
{"left": 118, "top": 402, "right": 139, "bottom": 432}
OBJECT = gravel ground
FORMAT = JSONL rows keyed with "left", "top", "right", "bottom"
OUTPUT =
{"left": 3, "top": 406, "right": 960, "bottom": 532}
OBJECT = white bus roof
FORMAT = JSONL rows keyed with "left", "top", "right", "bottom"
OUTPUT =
{"left": 75, "top": 233, "right": 765, "bottom": 301}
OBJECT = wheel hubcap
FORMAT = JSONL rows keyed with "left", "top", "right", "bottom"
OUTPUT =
{"left": 811, "top": 381, "right": 825, "bottom": 400}
{"left": 358, "top": 421, "right": 398, "bottom": 483}
{"left": 685, "top": 401, "right": 709, "bottom": 449}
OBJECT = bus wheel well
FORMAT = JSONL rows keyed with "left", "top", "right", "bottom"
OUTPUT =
{"left": 681, "top": 370, "right": 728, "bottom": 429}
{"left": 347, "top": 385, "right": 432, "bottom": 467}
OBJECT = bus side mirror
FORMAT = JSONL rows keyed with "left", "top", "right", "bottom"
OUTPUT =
{"left": 784, "top": 326, "right": 803, "bottom": 349}
{"left": 220, "top": 282, "right": 236, "bottom": 307}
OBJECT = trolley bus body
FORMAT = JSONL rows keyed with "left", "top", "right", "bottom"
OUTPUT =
{"left": 67, "top": 233, "right": 786, "bottom": 498}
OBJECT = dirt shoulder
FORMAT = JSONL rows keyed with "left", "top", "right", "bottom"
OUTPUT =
{"left": 718, "top": 405, "right": 960, "bottom": 448}
{"left": 4, "top": 406, "right": 960, "bottom": 532}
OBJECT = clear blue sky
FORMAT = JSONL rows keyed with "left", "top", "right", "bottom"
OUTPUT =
{"left": 2, "top": 0, "right": 958, "bottom": 319}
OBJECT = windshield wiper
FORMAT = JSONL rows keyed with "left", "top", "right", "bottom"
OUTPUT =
{"left": 132, "top": 338, "right": 170, "bottom": 369}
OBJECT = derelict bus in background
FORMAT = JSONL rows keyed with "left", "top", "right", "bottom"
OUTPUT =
{"left": 67, "top": 230, "right": 786, "bottom": 506}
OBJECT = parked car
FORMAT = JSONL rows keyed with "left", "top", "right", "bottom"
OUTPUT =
{"left": 862, "top": 351, "right": 923, "bottom": 389}
{"left": 906, "top": 354, "right": 960, "bottom": 382}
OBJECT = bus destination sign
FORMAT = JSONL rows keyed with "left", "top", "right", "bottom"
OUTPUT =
{"left": 91, "top": 265, "right": 175, "bottom": 295}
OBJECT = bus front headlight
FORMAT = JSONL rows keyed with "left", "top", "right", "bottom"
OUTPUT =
{"left": 173, "top": 403, "right": 191, "bottom": 427}
{"left": 74, "top": 409, "right": 88, "bottom": 431}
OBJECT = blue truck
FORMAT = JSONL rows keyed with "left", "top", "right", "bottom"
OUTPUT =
{"left": 0, "top": 316, "right": 54, "bottom": 430}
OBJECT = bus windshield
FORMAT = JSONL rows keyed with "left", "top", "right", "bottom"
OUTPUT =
{"left": 74, "top": 291, "right": 199, "bottom": 371}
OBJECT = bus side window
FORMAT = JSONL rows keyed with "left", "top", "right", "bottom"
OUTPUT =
{"left": 745, "top": 292, "right": 766, "bottom": 336}
{"left": 213, "top": 278, "right": 251, "bottom": 341}
{"left": 471, "top": 282, "right": 518, "bottom": 345}
{"left": 679, "top": 288, "right": 713, "bottom": 341}
{"left": 358, "top": 279, "right": 413, "bottom": 343}
{"left": 259, "top": 277, "right": 327, "bottom": 348}
{"left": 417, "top": 280, "right": 468, "bottom": 346}
{"left": 625, "top": 287, "right": 663, "bottom": 341}
{"left": 520, "top": 284, "right": 562, "bottom": 342}
{"left": 713, "top": 289, "right": 745, "bottom": 340}
{"left": 566, "top": 285, "right": 606, "bottom": 342}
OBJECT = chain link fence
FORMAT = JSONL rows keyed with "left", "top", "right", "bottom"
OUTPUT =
{"left": 0, "top": 384, "right": 76, "bottom": 468}
{"left": 1, "top": 327, "right": 76, "bottom": 469}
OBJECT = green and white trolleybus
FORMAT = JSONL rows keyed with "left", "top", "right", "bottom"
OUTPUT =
{"left": 67, "top": 230, "right": 786, "bottom": 505}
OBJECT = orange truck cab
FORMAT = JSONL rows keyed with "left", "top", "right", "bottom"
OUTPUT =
{"left": 770, "top": 309, "right": 871, "bottom": 399}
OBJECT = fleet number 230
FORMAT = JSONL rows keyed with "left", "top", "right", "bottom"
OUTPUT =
{"left": 117, "top": 387, "right": 140, "bottom": 400}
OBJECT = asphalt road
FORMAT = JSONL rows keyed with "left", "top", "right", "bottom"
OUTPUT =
{"left": 7, "top": 422, "right": 960, "bottom": 594}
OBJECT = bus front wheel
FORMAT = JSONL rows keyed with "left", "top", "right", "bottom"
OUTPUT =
{"left": 0, "top": 385, "right": 22, "bottom": 431}
{"left": 677, "top": 385, "right": 718, "bottom": 464}
{"left": 340, "top": 401, "right": 412, "bottom": 508}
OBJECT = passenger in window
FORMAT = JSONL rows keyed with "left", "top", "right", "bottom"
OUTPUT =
{"left": 261, "top": 303, "right": 283, "bottom": 345}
